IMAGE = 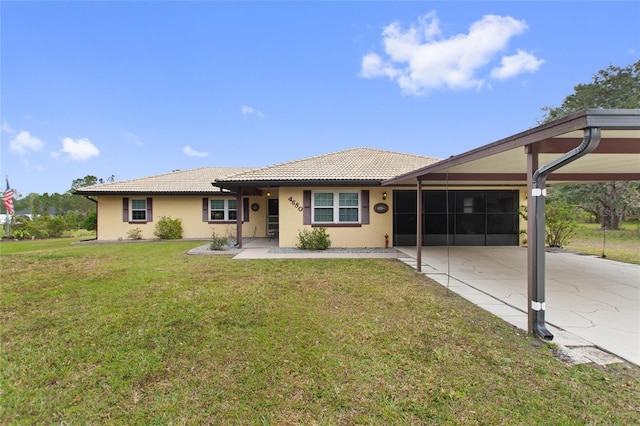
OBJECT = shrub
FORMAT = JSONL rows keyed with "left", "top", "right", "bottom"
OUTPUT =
{"left": 297, "top": 227, "right": 331, "bottom": 250}
{"left": 153, "top": 216, "right": 183, "bottom": 239}
{"left": 210, "top": 231, "right": 229, "bottom": 250}
{"left": 12, "top": 228, "right": 31, "bottom": 240}
{"left": 545, "top": 199, "right": 583, "bottom": 247}
{"left": 83, "top": 212, "right": 97, "bottom": 231}
{"left": 127, "top": 228, "right": 143, "bottom": 240}
{"left": 19, "top": 215, "right": 67, "bottom": 239}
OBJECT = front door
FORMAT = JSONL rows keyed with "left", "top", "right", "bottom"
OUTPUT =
{"left": 267, "top": 198, "right": 279, "bottom": 237}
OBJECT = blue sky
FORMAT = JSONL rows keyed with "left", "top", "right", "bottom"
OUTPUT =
{"left": 1, "top": 1, "right": 638, "bottom": 196}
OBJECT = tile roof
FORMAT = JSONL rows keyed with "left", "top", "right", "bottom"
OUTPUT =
{"left": 216, "top": 148, "right": 441, "bottom": 184}
{"left": 74, "top": 167, "right": 253, "bottom": 194}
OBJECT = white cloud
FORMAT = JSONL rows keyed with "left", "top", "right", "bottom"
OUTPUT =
{"left": 360, "top": 11, "right": 543, "bottom": 95}
{"left": 9, "top": 130, "right": 45, "bottom": 154}
{"left": 2, "top": 121, "right": 16, "bottom": 134}
{"left": 241, "top": 105, "right": 264, "bottom": 118}
{"left": 491, "top": 49, "right": 545, "bottom": 80}
{"left": 60, "top": 137, "right": 100, "bottom": 160}
{"left": 183, "top": 146, "right": 208, "bottom": 157}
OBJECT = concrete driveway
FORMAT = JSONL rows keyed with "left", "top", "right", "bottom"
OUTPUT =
{"left": 397, "top": 246, "right": 639, "bottom": 366}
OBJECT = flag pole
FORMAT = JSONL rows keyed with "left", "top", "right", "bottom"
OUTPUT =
{"left": 5, "top": 210, "right": 11, "bottom": 238}
{"left": 4, "top": 175, "right": 13, "bottom": 238}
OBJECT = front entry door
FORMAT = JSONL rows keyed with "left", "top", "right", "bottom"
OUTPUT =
{"left": 267, "top": 198, "right": 279, "bottom": 237}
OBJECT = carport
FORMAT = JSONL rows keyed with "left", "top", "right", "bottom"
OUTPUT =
{"left": 383, "top": 109, "right": 640, "bottom": 341}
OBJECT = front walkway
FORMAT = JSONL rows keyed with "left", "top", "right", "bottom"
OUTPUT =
{"left": 396, "top": 246, "right": 639, "bottom": 366}
{"left": 232, "top": 238, "right": 401, "bottom": 259}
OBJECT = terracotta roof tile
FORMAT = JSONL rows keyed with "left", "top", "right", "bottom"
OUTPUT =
{"left": 74, "top": 167, "right": 253, "bottom": 194}
{"left": 217, "top": 148, "right": 440, "bottom": 183}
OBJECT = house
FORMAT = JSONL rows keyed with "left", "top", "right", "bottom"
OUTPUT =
{"left": 74, "top": 147, "right": 527, "bottom": 247}
{"left": 75, "top": 110, "right": 639, "bottom": 253}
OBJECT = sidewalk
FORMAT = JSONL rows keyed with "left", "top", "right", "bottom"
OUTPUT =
{"left": 232, "top": 238, "right": 401, "bottom": 259}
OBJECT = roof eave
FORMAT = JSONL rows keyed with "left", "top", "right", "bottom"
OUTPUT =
{"left": 73, "top": 190, "right": 234, "bottom": 196}
{"left": 382, "top": 109, "right": 640, "bottom": 186}
{"left": 215, "top": 179, "right": 385, "bottom": 189}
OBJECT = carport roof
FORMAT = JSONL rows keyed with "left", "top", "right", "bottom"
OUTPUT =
{"left": 383, "top": 109, "right": 640, "bottom": 187}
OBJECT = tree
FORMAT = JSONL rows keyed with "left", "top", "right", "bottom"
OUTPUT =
{"left": 71, "top": 175, "right": 99, "bottom": 191}
{"left": 541, "top": 60, "right": 640, "bottom": 121}
{"left": 70, "top": 174, "right": 115, "bottom": 191}
{"left": 550, "top": 182, "right": 640, "bottom": 229}
{"left": 540, "top": 60, "right": 640, "bottom": 229}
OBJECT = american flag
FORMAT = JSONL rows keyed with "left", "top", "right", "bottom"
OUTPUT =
{"left": 3, "top": 177, "right": 15, "bottom": 216}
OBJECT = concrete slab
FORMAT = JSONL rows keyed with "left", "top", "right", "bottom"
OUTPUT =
{"left": 397, "top": 246, "right": 639, "bottom": 366}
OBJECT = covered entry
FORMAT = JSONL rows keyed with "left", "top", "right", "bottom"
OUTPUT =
{"left": 393, "top": 189, "right": 519, "bottom": 246}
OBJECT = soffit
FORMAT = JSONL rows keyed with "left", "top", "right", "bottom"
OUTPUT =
{"left": 384, "top": 109, "right": 640, "bottom": 187}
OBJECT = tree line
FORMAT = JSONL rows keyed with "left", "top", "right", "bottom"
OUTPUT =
{"left": 1, "top": 175, "right": 111, "bottom": 239}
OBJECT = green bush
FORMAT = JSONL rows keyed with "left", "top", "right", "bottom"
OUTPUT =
{"left": 83, "top": 212, "right": 97, "bottom": 231}
{"left": 127, "top": 228, "right": 143, "bottom": 240}
{"left": 545, "top": 199, "right": 583, "bottom": 248}
{"left": 210, "top": 231, "right": 229, "bottom": 250}
{"left": 19, "top": 215, "right": 67, "bottom": 239}
{"left": 296, "top": 227, "right": 331, "bottom": 250}
{"left": 153, "top": 216, "right": 183, "bottom": 240}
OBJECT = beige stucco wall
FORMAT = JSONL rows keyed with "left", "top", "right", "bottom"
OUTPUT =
{"left": 277, "top": 187, "right": 392, "bottom": 248}
{"left": 277, "top": 185, "right": 527, "bottom": 248}
{"left": 95, "top": 186, "right": 527, "bottom": 247}
{"left": 95, "top": 195, "right": 267, "bottom": 241}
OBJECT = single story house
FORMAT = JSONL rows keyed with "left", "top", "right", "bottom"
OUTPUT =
{"left": 75, "top": 109, "right": 638, "bottom": 254}
{"left": 75, "top": 148, "right": 528, "bottom": 247}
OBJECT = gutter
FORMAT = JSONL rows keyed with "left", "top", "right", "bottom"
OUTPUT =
{"left": 530, "top": 127, "right": 601, "bottom": 340}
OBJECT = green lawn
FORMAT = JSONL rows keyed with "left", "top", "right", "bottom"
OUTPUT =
{"left": 565, "top": 222, "right": 640, "bottom": 264}
{"left": 1, "top": 239, "right": 639, "bottom": 424}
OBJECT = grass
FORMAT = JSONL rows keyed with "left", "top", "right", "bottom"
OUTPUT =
{"left": 564, "top": 221, "right": 640, "bottom": 264}
{"left": 1, "top": 239, "right": 639, "bottom": 425}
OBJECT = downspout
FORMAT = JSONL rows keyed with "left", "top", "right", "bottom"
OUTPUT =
{"left": 82, "top": 196, "right": 98, "bottom": 241}
{"left": 530, "top": 127, "right": 601, "bottom": 340}
{"left": 416, "top": 179, "right": 423, "bottom": 272}
{"left": 235, "top": 190, "right": 243, "bottom": 248}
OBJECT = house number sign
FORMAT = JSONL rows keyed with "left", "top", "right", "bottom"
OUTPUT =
{"left": 288, "top": 196, "right": 304, "bottom": 212}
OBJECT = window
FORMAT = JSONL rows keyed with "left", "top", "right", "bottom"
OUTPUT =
{"left": 210, "top": 199, "right": 237, "bottom": 221}
{"left": 131, "top": 199, "right": 147, "bottom": 221}
{"left": 312, "top": 191, "right": 359, "bottom": 223}
{"left": 123, "top": 197, "right": 152, "bottom": 222}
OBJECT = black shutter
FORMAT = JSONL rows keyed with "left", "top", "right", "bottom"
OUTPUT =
{"left": 146, "top": 198, "right": 153, "bottom": 222}
{"left": 243, "top": 198, "right": 250, "bottom": 222}
{"left": 361, "top": 190, "right": 370, "bottom": 224}
{"left": 303, "top": 190, "right": 311, "bottom": 225}
{"left": 122, "top": 198, "right": 129, "bottom": 222}
{"left": 202, "top": 198, "right": 209, "bottom": 222}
